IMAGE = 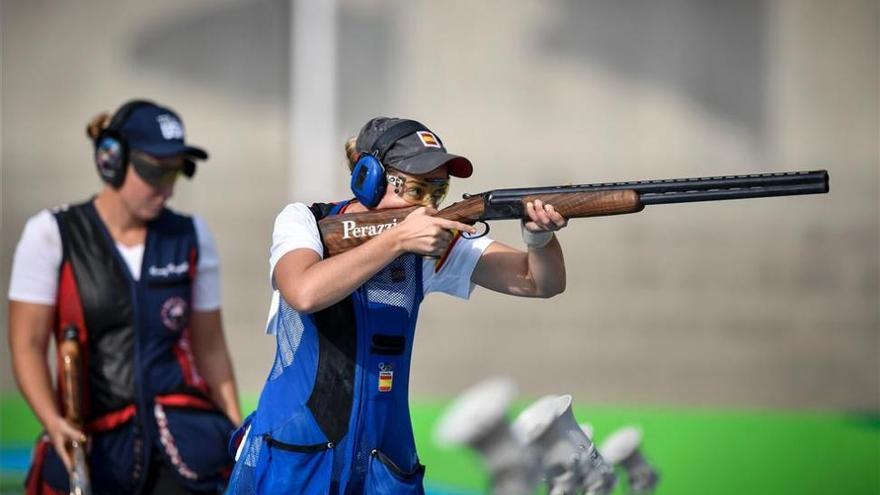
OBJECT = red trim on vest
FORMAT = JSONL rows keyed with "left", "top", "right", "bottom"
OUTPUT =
{"left": 86, "top": 404, "right": 136, "bottom": 432}
{"left": 180, "top": 245, "right": 208, "bottom": 392}
{"left": 188, "top": 246, "right": 197, "bottom": 280}
{"left": 173, "top": 328, "right": 208, "bottom": 394}
{"left": 83, "top": 392, "right": 215, "bottom": 433}
{"left": 155, "top": 393, "right": 215, "bottom": 410}
{"left": 55, "top": 261, "right": 90, "bottom": 419}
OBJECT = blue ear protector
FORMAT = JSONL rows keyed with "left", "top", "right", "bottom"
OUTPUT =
{"left": 350, "top": 120, "right": 430, "bottom": 207}
{"left": 93, "top": 100, "right": 156, "bottom": 188}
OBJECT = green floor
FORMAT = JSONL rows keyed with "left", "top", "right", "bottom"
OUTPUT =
{"left": 2, "top": 394, "right": 878, "bottom": 494}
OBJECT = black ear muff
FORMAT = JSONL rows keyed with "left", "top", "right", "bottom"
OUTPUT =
{"left": 92, "top": 99, "right": 156, "bottom": 188}
{"left": 94, "top": 129, "right": 128, "bottom": 188}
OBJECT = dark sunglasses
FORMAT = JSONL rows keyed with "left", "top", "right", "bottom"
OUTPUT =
{"left": 130, "top": 154, "right": 194, "bottom": 187}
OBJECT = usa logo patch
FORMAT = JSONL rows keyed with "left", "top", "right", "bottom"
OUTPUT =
{"left": 160, "top": 297, "right": 189, "bottom": 331}
{"left": 157, "top": 114, "right": 184, "bottom": 140}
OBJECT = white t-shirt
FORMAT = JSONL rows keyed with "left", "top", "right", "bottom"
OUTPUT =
{"left": 265, "top": 203, "right": 493, "bottom": 330}
{"left": 8, "top": 208, "right": 222, "bottom": 311}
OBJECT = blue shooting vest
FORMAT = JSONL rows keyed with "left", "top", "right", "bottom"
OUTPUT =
{"left": 227, "top": 202, "right": 426, "bottom": 494}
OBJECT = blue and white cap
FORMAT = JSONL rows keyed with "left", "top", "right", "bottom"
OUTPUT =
{"left": 116, "top": 102, "right": 208, "bottom": 160}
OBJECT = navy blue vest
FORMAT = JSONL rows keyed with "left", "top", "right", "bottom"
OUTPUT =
{"left": 227, "top": 202, "right": 427, "bottom": 494}
{"left": 26, "top": 201, "right": 234, "bottom": 495}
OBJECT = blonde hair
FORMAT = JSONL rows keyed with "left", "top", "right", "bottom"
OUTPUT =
{"left": 86, "top": 112, "right": 111, "bottom": 141}
{"left": 344, "top": 136, "right": 359, "bottom": 172}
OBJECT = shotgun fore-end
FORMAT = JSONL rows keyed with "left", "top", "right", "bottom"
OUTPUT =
{"left": 520, "top": 190, "right": 644, "bottom": 218}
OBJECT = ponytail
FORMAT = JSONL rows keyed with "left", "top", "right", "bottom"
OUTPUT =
{"left": 344, "top": 136, "right": 359, "bottom": 172}
{"left": 86, "top": 112, "right": 111, "bottom": 141}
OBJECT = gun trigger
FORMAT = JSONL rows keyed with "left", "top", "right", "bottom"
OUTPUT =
{"left": 462, "top": 221, "right": 489, "bottom": 240}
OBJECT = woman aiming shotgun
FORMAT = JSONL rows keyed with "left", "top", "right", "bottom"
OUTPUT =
{"left": 226, "top": 117, "right": 569, "bottom": 494}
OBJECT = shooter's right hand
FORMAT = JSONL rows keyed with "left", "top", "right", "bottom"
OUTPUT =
{"left": 393, "top": 207, "right": 476, "bottom": 257}
{"left": 46, "top": 415, "right": 86, "bottom": 473}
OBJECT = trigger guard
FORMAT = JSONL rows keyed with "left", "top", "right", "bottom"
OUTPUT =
{"left": 462, "top": 221, "right": 489, "bottom": 240}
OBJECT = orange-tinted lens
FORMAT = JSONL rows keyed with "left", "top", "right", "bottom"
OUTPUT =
{"left": 401, "top": 178, "right": 449, "bottom": 206}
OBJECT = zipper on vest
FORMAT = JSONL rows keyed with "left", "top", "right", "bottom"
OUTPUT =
{"left": 83, "top": 202, "right": 154, "bottom": 482}
{"left": 131, "top": 230, "right": 154, "bottom": 482}
{"left": 348, "top": 289, "right": 370, "bottom": 486}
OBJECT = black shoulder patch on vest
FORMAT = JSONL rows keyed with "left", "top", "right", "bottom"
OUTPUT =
{"left": 309, "top": 201, "right": 344, "bottom": 260}
{"left": 308, "top": 202, "right": 337, "bottom": 222}
{"left": 307, "top": 298, "right": 358, "bottom": 444}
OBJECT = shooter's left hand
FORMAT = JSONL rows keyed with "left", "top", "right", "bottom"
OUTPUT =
{"left": 524, "top": 199, "right": 568, "bottom": 233}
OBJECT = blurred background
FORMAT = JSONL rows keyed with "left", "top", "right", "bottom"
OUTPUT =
{"left": 1, "top": 0, "right": 877, "bottom": 494}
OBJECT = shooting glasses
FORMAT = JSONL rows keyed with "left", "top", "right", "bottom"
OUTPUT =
{"left": 131, "top": 152, "right": 192, "bottom": 187}
{"left": 386, "top": 173, "right": 450, "bottom": 207}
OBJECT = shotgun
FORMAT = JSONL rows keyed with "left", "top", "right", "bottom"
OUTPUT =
{"left": 317, "top": 170, "right": 829, "bottom": 257}
{"left": 59, "top": 325, "right": 92, "bottom": 495}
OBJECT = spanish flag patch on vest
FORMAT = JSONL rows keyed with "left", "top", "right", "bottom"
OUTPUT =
{"left": 378, "top": 371, "right": 393, "bottom": 392}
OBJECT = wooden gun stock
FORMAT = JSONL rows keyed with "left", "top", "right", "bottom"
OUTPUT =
{"left": 60, "top": 326, "right": 91, "bottom": 495}
{"left": 318, "top": 190, "right": 642, "bottom": 257}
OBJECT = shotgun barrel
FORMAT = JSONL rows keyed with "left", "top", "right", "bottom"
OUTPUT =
{"left": 478, "top": 170, "right": 828, "bottom": 219}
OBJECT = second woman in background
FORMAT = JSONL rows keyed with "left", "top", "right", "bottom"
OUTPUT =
{"left": 9, "top": 100, "right": 241, "bottom": 494}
